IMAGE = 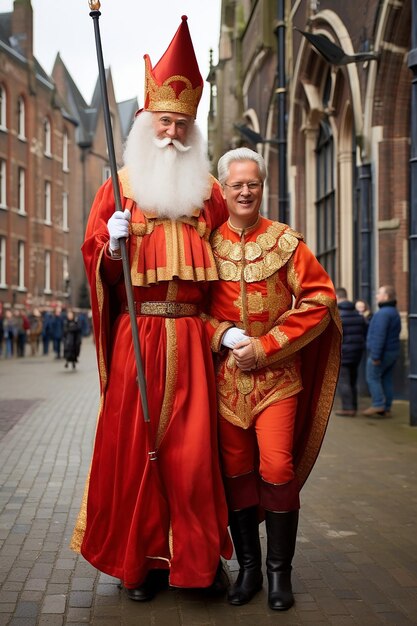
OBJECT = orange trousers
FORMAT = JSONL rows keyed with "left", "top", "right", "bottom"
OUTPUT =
{"left": 219, "top": 395, "right": 300, "bottom": 512}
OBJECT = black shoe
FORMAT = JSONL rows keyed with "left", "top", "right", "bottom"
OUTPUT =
{"left": 205, "top": 560, "right": 230, "bottom": 595}
{"left": 125, "top": 569, "right": 169, "bottom": 602}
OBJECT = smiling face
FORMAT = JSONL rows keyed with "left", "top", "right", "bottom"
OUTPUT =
{"left": 222, "top": 160, "right": 264, "bottom": 229}
{"left": 151, "top": 112, "right": 192, "bottom": 145}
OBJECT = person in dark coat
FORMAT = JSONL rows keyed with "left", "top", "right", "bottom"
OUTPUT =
{"left": 63, "top": 310, "right": 82, "bottom": 369}
{"left": 335, "top": 288, "right": 367, "bottom": 416}
{"left": 51, "top": 306, "right": 65, "bottom": 359}
{"left": 363, "top": 285, "right": 401, "bottom": 416}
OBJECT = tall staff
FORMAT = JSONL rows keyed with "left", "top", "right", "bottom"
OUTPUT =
{"left": 88, "top": 1, "right": 150, "bottom": 423}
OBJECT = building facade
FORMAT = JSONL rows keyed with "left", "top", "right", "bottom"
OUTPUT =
{"left": 208, "top": 0, "right": 413, "bottom": 398}
{"left": 0, "top": 0, "right": 136, "bottom": 313}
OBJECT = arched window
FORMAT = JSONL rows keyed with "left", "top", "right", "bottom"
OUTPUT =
{"left": 315, "top": 119, "right": 336, "bottom": 280}
{"left": 44, "top": 118, "right": 52, "bottom": 156}
{"left": 0, "top": 85, "right": 7, "bottom": 130}
{"left": 17, "top": 96, "right": 25, "bottom": 139}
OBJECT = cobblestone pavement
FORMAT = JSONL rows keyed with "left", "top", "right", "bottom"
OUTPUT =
{"left": 0, "top": 339, "right": 416, "bottom": 625}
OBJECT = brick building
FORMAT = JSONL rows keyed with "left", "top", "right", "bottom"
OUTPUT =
{"left": 208, "top": 0, "right": 413, "bottom": 397}
{"left": 0, "top": 0, "right": 136, "bottom": 312}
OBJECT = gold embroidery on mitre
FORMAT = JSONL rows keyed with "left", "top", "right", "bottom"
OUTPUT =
{"left": 146, "top": 64, "right": 202, "bottom": 118}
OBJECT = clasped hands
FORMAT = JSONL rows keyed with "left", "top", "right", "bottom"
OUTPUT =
{"left": 221, "top": 327, "right": 256, "bottom": 371}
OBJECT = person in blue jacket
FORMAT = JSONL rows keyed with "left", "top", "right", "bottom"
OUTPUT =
{"left": 363, "top": 285, "right": 401, "bottom": 416}
{"left": 335, "top": 288, "right": 367, "bottom": 416}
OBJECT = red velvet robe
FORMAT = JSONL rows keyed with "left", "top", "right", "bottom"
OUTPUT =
{"left": 71, "top": 169, "right": 232, "bottom": 589}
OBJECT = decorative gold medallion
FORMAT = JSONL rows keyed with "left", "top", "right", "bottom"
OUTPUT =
{"left": 229, "top": 242, "right": 243, "bottom": 261}
{"left": 245, "top": 241, "right": 262, "bottom": 261}
{"left": 219, "top": 260, "right": 239, "bottom": 281}
{"left": 244, "top": 263, "right": 262, "bottom": 283}
{"left": 236, "top": 371, "right": 255, "bottom": 395}
{"left": 279, "top": 233, "right": 299, "bottom": 252}
{"left": 217, "top": 239, "right": 233, "bottom": 257}
{"left": 258, "top": 232, "right": 276, "bottom": 250}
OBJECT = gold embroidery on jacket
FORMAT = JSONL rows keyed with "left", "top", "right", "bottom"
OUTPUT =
{"left": 212, "top": 223, "right": 302, "bottom": 283}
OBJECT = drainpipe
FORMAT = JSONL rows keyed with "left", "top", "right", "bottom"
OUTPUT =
{"left": 275, "top": 0, "right": 288, "bottom": 224}
{"left": 408, "top": 0, "right": 417, "bottom": 425}
{"left": 358, "top": 163, "right": 373, "bottom": 308}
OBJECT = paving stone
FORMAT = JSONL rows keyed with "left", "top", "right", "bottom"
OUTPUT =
{"left": 41, "top": 596, "right": 66, "bottom": 615}
{"left": 1, "top": 340, "right": 416, "bottom": 625}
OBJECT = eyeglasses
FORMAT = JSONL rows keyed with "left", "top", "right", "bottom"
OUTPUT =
{"left": 224, "top": 181, "right": 263, "bottom": 192}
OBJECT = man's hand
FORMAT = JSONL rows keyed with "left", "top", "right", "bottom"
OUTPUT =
{"left": 233, "top": 339, "right": 256, "bottom": 371}
{"left": 107, "top": 209, "right": 131, "bottom": 252}
{"left": 222, "top": 327, "right": 247, "bottom": 348}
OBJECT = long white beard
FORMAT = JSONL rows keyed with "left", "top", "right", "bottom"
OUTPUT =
{"left": 123, "top": 111, "right": 211, "bottom": 218}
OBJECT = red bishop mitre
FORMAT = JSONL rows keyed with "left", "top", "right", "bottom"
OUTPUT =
{"left": 143, "top": 15, "right": 203, "bottom": 119}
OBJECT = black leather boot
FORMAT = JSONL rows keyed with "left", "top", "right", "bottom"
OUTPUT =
{"left": 205, "top": 559, "right": 230, "bottom": 595}
{"left": 125, "top": 569, "right": 169, "bottom": 602}
{"left": 265, "top": 510, "right": 299, "bottom": 610}
{"left": 227, "top": 506, "right": 263, "bottom": 605}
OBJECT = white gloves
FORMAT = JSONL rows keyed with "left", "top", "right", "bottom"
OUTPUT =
{"left": 222, "top": 327, "right": 247, "bottom": 348}
{"left": 107, "top": 209, "right": 131, "bottom": 252}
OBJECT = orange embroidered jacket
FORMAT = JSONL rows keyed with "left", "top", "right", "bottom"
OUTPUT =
{"left": 204, "top": 217, "right": 342, "bottom": 487}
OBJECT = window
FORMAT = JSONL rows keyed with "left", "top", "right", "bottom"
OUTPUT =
{"left": 0, "top": 85, "right": 6, "bottom": 130}
{"left": 63, "top": 255, "right": 69, "bottom": 293}
{"left": 62, "top": 191, "right": 68, "bottom": 230}
{"left": 0, "top": 159, "right": 6, "bottom": 208}
{"left": 44, "top": 118, "right": 52, "bottom": 156}
{"left": 44, "top": 181, "right": 51, "bottom": 224}
{"left": 63, "top": 131, "right": 69, "bottom": 171}
{"left": 0, "top": 236, "right": 6, "bottom": 286}
{"left": 315, "top": 120, "right": 336, "bottom": 280}
{"left": 18, "top": 167, "right": 26, "bottom": 214}
{"left": 18, "top": 240, "right": 25, "bottom": 289}
{"left": 44, "top": 251, "right": 51, "bottom": 293}
{"left": 17, "top": 96, "right": 25, "bottom": 139}
{"left": 102, "top": 165, "right": 111, "bottom": 184}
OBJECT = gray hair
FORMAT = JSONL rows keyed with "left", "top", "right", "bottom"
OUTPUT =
{"left": 217, "top": 148, "right": 267, "bottom": 185}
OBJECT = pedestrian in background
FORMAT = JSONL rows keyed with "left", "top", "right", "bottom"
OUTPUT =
{"left": 28, "top": 307, "right": 42, "bottom": 356}
{"left": 63, "top": 310, "right": 82, "bottom": 369}
{"left": 51, "top": 306, "right": 65, "bottom": 359}
{"left": 41, "top": 309, "right": 53, "bottom": 355}
{"left": 363, "top": 285, "right": 401, "bottom": 416}
{"left": 335, "top": 288, "right": 367, "bottom": 416}
{"left": 14, "top": 309, "right": 28, "bottom": 357}
{"left": 3, "top": 309, "right": 16, "bottom": 358}
{"left": 355, "top": 299, "right": 372, "bottom": 327}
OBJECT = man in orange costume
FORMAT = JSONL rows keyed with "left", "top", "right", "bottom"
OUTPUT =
{"left": 71, "top": 17, "right": 231, "bottom": 601}
{"left": 204, "top": 148, "right": 341, "bottom": 611}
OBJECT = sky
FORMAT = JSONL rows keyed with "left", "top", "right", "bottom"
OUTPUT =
{"left": 0, "top": 0, "right": 222, "bottom": 132}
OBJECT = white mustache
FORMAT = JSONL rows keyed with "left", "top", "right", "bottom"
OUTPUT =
{"left": 153, "top": 137, "right": 191, "bottom": 152}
